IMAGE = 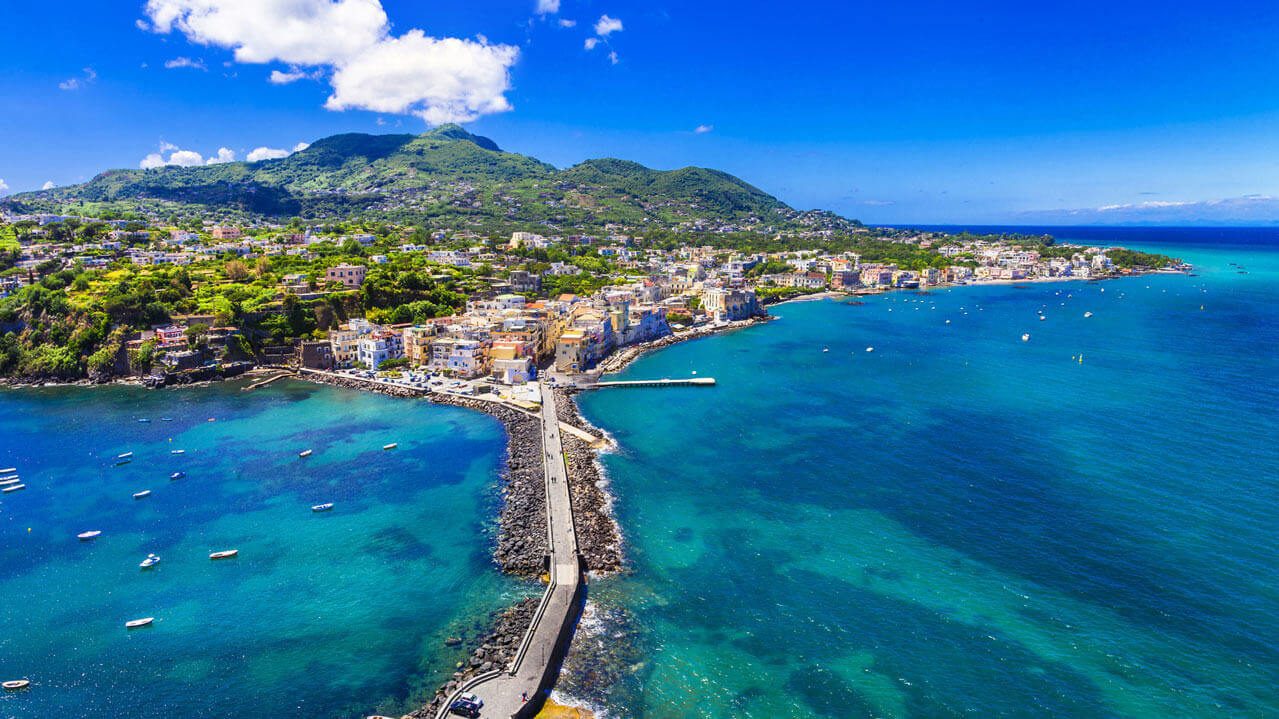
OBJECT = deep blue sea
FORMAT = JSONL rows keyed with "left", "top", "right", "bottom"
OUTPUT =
{"left": 0, "top": 381, "right": 529, "bottom": 719}
{"left": 573, "top": 227, "right": 1279, "bottom": 718}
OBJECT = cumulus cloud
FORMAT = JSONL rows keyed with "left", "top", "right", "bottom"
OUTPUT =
{"left": 594, "top": 14, "right": 623, "bottom": 36}
{"left": 584, "top": 37, "right": 599, "bottom": 50}
{"left": 268, "top": 69, "right": 307, "bottom": 84}
{"left": 59, "top": 67, "right": 97, "bottom": 90}
{"left": 1018, "top": 194, "right": 1279, "bottom": 226}
{"left": 246, "top": 143, "right": 308, "bottom": 162}
{"left": 0, "top": 179, "right": 9, "bottom": 194}
{"left": 536, "top": 0, "right": 560, "bottom": 14}
{"left": 693, "top": 124, "right": 713, "bottom": 134}
{"left": 143, "top": 0, "right": 518, "bottom": 125}
{"left": 324, "top": 31, "right": 518, "bottom": 124}
{"left": 558, "top": 18, "right": 576, "bottom": 28}
{"left": 206, "top": 147, "right": 236, "bottom": 164}
{"left": 608, "top": 50, "right": 619, "bottom": 65}
{"left": 164, "top": 56, "right": 207, "bottom": 70}
{"left": 42, "top": 181, "right": 55, "bottom": 190}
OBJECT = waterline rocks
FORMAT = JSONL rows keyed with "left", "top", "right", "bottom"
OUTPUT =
{"left": 554, "top": 388, "right": 623, "bottom": 573}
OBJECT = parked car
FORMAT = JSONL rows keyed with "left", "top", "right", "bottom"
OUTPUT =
{"left": 449, "top": 699, "right": 481, "bottom": 717}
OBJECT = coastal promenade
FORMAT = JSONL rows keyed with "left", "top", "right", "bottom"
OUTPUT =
{"left": 436, "top": 382, "right": 586, "bottom": 719}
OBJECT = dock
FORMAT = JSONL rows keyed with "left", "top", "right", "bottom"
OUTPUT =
{"left": 436, "top": 381, "right": 585, "bottom": 719}
{"left": 242, "top": 371, "right": 295, "bottom": 391}
{"left": 588, "top": 377, "right": 715, "bottom": 389}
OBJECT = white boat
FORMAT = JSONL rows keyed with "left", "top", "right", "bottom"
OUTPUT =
{"left": 2, "top": 680, "right": 29, "bottom": 691}
{"left": 382, "top": 443, "right": 398, "bottom": 450}
{"left": 140, "top": 554, "right": 161, "bottom": 568}
{"left": 133, "top": 490, "right": 151, "bottom": 500}
{"left": 0, "top": 478, "right": 21, "bottom": 486}
{"left": 1022, "top": 334, "right": 1030, "bottom": 342}
{"left": 1084, "top": 312, "right": 1093, "bottom": 318}
{"left": 311, "top": 503, "right": 334, "bottom": 512}
{"left": 1038, "top": 316, "right": 1046, "bottom": 321}
{"left": 78, "top": 530, "right": 102, "bottom": 541}
{"left": 299, "top": 449, "right": 313, "bottom": 458}
{"left": 0, "top": 474, "right": 18, "bottom": 481}
{"left": 125, "top": 617, "right": 154, "bottom": 629}
{"left": 117, "top": 452, "right": 133, "bottom": 459}
{"left": 865, "top": 347, "right": 874, "bottom": 353}
{"left": 170, "top": 449, "right": 185, "bottom": 455}
{"left": 0, "top": 467, "right": 16, "bottom": 473}
{"left": 2, "top": 484, "right": 25, "bottom": 493}
{"left": 209, "top": 550, "right": 238, "bottom": 559}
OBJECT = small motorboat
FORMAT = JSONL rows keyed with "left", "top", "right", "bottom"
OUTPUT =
{"left": 133, "top": 490, "right": 152, "bottom": 500}
{"left": 311, "top": 503, "right": 334, "bottom": 512}
{"left": 209, "top": 550, "right": 239, "bottom": 560}
{"left": 117, "top": 452, "right": 134, "bottom": 459}
{"left": 865, "top": 347, "right": 874, "bottom": 353}
{"left": 2, "top": 680, "right": 29, "bottom": 691}
{"left": 0, "top": 478, "right": 21, "bottom": 486}
{"left": 170, "top": 449, "right": 185, "bottom": 455}
{"left": 1038, "top": 316, "right": 1046, "bottom": 321}
{"left": 170, "top": 472, "right": 185, "bottom": 480}
{"left": 160, "top": 418, "right": 173, "bottom": 422}
{"left": 1084, "top": 312, "right": 1093, "bottom": 318}
{"left": 382, "top": 443, "right": 397, "bottom": 450}
{"left": 2, "top": 484, "right": 25, "bottom": 493}
{"left": 0, "top": 467, "right": 16, "bottom": 473}
{"left": 299, "top": 450, "right": 313, "bottom": 458}
{"left": 1022, "top": 333, "right": 1030, "bottom": 342}
{"left": 822, "top": 348, "right": 829, "bottom": 353}
{"left": 125, "top": 617, "right": 154, "bottom": 629}
{"left": 137, "top": 419, "right": 151, "bottom": 424}
{"left": 140, "top": 554, "right": 161, "bottom": 568}
{"left": 78, "top": 531, "right": 102, "bottom": 541}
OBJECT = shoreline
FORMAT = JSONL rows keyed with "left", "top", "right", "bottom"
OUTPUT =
{"left": 593, "top": 314, "right": 774, "bottom": 377}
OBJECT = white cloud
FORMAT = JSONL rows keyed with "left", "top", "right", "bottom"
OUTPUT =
{"left": 0, "top": 178, "right": 9, "bottom": 194}
{"left": 584, "top": 37, "right": 599, "bottom": 50}
{"left": 536, "top": 0, "right": 560, "bottom": 14}
{"left": 558, "top": 18, "right": 576, "bottom": 28}
{"left": 164, "top": 56, "right": 207, "bottom": 70}
{"left": 42, "top": 181, "right": 55, "bottom": 190}
{"left": 693, "top": 124, "right": 713, "bottom": 134}
{"left": 324, "top": 31, "right": 518, "bottom": 124}
{"left": 140, "top": 146, "right": 205, "bottom": 168}
{"left": 143, "top": 0, "right": 519, "bottom": 126}
{"left": 160, "top": 141, "right": 181, "bottom": 152}
{"left": 268, "top": 69, "right": 307, "bottom": 84}
{"left": 167, "top": 150, "right": 205, "bottom": 167}
{"left": 594, "top": 14, "right": 623, "bottom": 36}
{"left": 608, "top": 50, "right": 619, "bottom": 65}
{"left": 246, "top": 144, "right": 310, "bottom": 162}
{"left": 136, "top": 18, "right": 150, "bottom": 31}
{"left": 206, "top": 147, "right": 236, "bottom": 164}
{"left": 58, "top": 67, "right": 97, "bottom": 91}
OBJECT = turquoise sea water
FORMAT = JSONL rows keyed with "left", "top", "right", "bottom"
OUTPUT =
{"left": 0, "top": 381, "right": 526, "bottom": 719}
{"left": 576, "top": 229, "right": 1279, "bottom": 718}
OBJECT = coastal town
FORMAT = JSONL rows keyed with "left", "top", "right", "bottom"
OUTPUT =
{"left": 0, "top": 212, "right": 1184, "bottom": 387}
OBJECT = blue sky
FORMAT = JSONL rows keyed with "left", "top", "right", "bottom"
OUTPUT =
{"left": 2, "top": 0, "right": 1278, "bottom": 224}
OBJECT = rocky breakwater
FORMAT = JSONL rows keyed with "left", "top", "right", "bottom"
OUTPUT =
{"left": 408, "top": 597, "right": 539, "bottom": 719}
{"left": 296, "top": 370, "right": 427, "bottom": 399}
{"left": 595, "top": 314, "right": 773, "bottom": 375}
{"left": 553, "top": 388, "right": 623, "bottom": 573}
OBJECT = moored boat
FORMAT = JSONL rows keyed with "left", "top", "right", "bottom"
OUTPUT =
{"left": 1022, "top": 333, "right": 1031, "bottom": 341}
{"left": 2, "top": 680, "right": 29, "bottom": 691}
{"left": 170, "top": 472, "right": 185, "bottom": 480}
{"left": 137, "top": 419, "right": 151, "bottom": 424}
{"left": 0, "top": 467, "right": 16, "bottom": 473}
{"left": 382, "top": 443, "right": 398, "bottom": 450}
{"left": 2, "top": 484, "right": 25, "bottom": 493}
{"left": 117, "top": 452, "right": 133, "bottom": 459}
{"left": 160, "top": 418, "right": 173, "bottom": 422}
{"left": 0, "top": 477, "right": 21, "bottom": 486}
{"left": 78, "top": 530, "right": 102, "bottom": 541}
{"left": 299, "top": 449, "right": 313, "bottom": 457}
{"left": 311, "top": 503, "right": 334, "bottom": 512}
{"left": 170, "top": 449, "right": 185, "bottom": 455}
{"left": 209, "top": 550, "right": 238, "bottom": 559}
{"left": 1084, "top": 311, "right": 1093, "bottom": 318}
{"left": 140, "top": 554, "right": 161, "bottom": 568}
{"left": 133, "top": 490, "right": 152, "bottom": 500}
{"left": 125, "top": 617, "right": 154, "bottom": 628}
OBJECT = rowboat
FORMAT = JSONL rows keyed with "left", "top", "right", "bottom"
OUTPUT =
{"left": 0, "top": 467, "right": 16, "bottom": 473}
{"left": 209, "top": 550, "right": 239, "bottom": 559}
{"left": 0, "top": 473, "right": 17, "bottom": 480}
{"left": 133, "top": 490, "right": 152, "bottom": 500}
{"left": 125, "top": 617, "right": 154, "bottom": 628}
{"left": 2, "top": 680, "right": 29, "bottom": 691}
{"left": 2, "top": 484, "right": 24, "bottom": 493}
{"left": 382, "top": 443, "right": 398, "bottom": 450}
{"left": 311, "top": 503, "right": 334, "bottom": 512}
{"left": 78, "top": 531, "right": 102, "bottom": 541}
{"left": 299, "top": 450, "right": 313, "bottom": 458}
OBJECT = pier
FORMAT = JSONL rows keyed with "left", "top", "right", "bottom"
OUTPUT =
{"left": 588, "top": 376, "right": 715, "bottom": 389}
{"left": 436, "top": 382, "right": 585, "bottom": 719}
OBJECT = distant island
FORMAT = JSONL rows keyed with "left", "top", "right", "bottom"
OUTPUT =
{"left": 0, "top": 127, "right": 1182, "bottom": 384}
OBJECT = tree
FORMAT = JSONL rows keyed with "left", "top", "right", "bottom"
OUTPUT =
{"left": 254, "top": 257, "right": 271, "bottom": 277}
{"left": 225, "top": 260, "right": 249, "bottom": 282}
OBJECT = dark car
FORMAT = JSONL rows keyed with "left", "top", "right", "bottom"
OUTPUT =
{"left": 449, "top": 699, "right": 481, "bottom": 718}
